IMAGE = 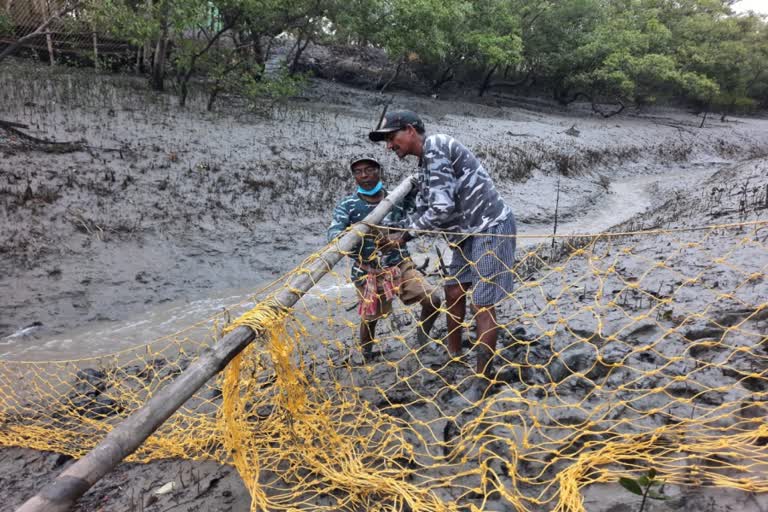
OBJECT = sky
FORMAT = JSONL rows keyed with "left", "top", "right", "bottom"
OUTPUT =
{"left": 732, "top": 0, "right": 768, "bottom": 15}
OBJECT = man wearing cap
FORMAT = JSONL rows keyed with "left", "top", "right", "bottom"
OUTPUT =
{"left": 369, "top": 111, "right": 516, "bottom": 397}
{"left": 327, "top": 156, "right": 442, "bottom": 363}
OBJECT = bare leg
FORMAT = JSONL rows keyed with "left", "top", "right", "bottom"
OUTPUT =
{"left": 444, "top": 283, "right": 469, "bottom": 356}
{"left": 473, "top": 305, "right": 498, "bottom": 377}
{"left": 360, "top": 319, "right": 378, "bottom": 362}
{"left": 416, "top": 292, "right": 442, "bottom": 346}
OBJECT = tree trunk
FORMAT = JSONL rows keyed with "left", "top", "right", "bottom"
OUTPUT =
{"left": 553, "top": 84, "right": 569, "bottom": 104}
{"left": 260, "top": 35, "right": 274, "bottom": 70}
{"left": 207, "top": 86, "right": 221, "bottom": 111}
{"left": 151, "top": 35, "right": 167, "bottom": 91}
{"left": 150, "top": 0, "right": 169, "bottom": 90}
{"left": 179, "top": 69, "right": 192, "bottom": 106}
{"left": 431, "top": 66, "right": 454, "bottom": 94}
{"left": 252, "top": 35, "right": 264, "bottom": 67}
{"left": 699, "top": 107, "right": 708, "bottom": 128}
{"left": 379, "top": 56, "right": 404, "bottom": 94}
{"left": 151, "top": 4, "right": 170, "bottom": 93}
{"left": 478, "top": 64, "right": 498, "bottom": 97}
{"left": 179, "top": 21, "right": 235, "bottom": 107}
{"left": 289, "top": 33, "right": 311, "bottom": 75}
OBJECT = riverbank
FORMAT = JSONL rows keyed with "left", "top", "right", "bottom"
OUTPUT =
{"left": 1, "top": 60, "right": 768, "bottom": 512}
{"left": 2, "top": 61, "right": 767, "bottom": 359}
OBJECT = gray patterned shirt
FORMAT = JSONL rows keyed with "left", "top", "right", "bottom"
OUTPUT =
{"left": 407, "top": 134, "right": 511, "bottom": 239}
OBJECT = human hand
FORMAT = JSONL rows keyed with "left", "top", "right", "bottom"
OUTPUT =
{"left": 379, "top": 233, "right": 406, "bottom": 252}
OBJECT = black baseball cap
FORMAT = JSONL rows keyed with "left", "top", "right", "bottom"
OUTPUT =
{"left": 369, "top": 110, "right": 424, "bottom": 142}
{"left": 349, "top": 156, "right": 382, "bottom": 171}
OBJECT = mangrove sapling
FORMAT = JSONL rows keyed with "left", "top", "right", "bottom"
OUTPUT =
{"left": 619, "top": 468, "right": 669, "bottom": 512}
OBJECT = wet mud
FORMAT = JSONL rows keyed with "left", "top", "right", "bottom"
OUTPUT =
{"left": 2, "top": 60, "right": 768, "bottom": 512}
{"left": 3, "top": 62, "right": 766, "bottom": 358}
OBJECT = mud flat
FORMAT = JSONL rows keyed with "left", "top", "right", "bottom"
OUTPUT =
{"left": 1, "top": 60, "right": 768, "bottom": 511}
{"left": 2, "top": 61, "right": 767, "bottom": 357}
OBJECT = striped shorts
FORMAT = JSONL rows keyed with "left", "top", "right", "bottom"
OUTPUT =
{"left": 445, "top": 214, "right": 517, "bottom": 307}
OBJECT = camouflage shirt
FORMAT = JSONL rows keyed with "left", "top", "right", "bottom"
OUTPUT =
{"left": 407, "top": 134, "right": 512, "bottom": 239}
{"left": 327, "top": 190, "right": 414, "bottom": 283}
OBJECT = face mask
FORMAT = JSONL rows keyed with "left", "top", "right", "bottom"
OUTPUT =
{"left": 357, "top": 180, "right": 383, "bottom": 196}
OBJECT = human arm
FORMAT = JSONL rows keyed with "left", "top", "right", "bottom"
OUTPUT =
{"left": 327, "top": 201, "right": 352, "bottom": 243}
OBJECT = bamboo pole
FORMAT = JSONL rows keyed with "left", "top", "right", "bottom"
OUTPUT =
{"left": 16, "top": 176, "right": 415, "bottom": 512}
{"left": 273, "top": 176, "right": 414, "bottom": 308}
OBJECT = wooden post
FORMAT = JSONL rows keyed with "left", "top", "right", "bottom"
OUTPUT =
{"left": 92, "top": 31, "right": 98, "bottom": 70}
{"left": 16, "top": 176, "right": 416, "bottom": 512}
{"left": 45, "top": 31, "right": 54, "bottom": 65}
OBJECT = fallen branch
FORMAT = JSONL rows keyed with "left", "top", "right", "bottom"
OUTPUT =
{"left": 0, "top": 120, "right": 29, "bottom": 129}
{"left": 0, "top": 119, "right": 83, "bottom": 146}
{"left": 0, "top": 119, "right": 86, "bottom": 152}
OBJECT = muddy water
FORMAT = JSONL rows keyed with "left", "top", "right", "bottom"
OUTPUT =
{"left": 518, "top": 161, "right": 730, "bottom": 245}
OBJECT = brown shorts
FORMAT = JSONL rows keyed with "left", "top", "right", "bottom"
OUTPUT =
{"left": 355, "top": 260, "right": 436, "bottom": 321}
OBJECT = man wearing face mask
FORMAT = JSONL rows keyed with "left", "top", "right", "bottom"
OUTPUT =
{"left": 327, "top": 156, "right": 442, "bottom": 363}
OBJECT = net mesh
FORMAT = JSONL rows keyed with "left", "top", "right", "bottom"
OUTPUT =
{"left": 1, "top": 218, "right": 766, "bottom": 511}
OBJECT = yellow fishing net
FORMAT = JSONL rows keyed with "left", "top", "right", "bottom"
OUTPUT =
{"left": 1, "top": 218, "right": 767, "bottom": 512}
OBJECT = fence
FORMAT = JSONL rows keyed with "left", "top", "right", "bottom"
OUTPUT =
{"left": 3, "top": 210, "right": 767, "bottom": 511}
{"left": 1, "top": 0, "right": 134, "bottom": 66}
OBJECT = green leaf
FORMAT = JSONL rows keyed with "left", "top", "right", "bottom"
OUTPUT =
{"left": 647, "top": 491, "right": 669, "bottom": 500}
{"left": 619, "top": 477, "right": 643, "bottom": 496}
{"left": 648, "top": 468, "right": 657, "bottom": 479}
{"left": 0, "top": 13, "right": 12, "bottom": 36}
